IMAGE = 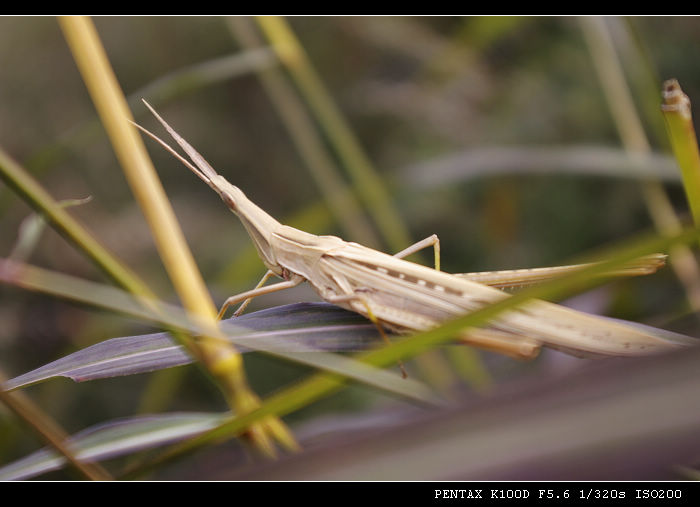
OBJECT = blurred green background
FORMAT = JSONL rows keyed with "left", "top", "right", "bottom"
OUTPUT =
{"left": 1, "top": 16, "right": 700, "bottom": 479}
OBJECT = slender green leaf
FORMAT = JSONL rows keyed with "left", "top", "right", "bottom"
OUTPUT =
{"left": 255, "top": 17, "right": 413, "bottom": 252}
{"left": 226, "top": 18, "right": 380, "bottom": 248}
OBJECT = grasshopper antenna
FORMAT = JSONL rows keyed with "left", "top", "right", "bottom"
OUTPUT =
{"left": 130, "top": 99, "right": 221, "bottom": 192}
{"left": 129, "top": 119, "right": 211, "bottom": 186}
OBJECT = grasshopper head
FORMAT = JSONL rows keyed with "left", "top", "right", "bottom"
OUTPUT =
{"left": 213, "top": 176, "right": 286, "bottom": 278}
{"left": 134, "top": 100, "right": 289, "bottom": 279}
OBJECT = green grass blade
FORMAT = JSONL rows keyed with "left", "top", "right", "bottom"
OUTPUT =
{"left": 226, "top": 17, "right": 380, "bottom": 248}
{"left": 662, "top": 79, "right": 700, "bottom": 227}
{"left": 255, "top": 16, "right": 413, "bottom": 253}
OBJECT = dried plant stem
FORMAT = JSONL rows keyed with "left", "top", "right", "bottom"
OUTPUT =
{"left": 246, "top": 17, "right": 471, "bottom": 389}
{"left": 58, "top": 16, "right": 297, "bottom": 456}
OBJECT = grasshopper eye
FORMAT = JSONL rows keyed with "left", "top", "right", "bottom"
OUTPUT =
{"left": 221, "top": 193, "right": 237, "bottom": 211}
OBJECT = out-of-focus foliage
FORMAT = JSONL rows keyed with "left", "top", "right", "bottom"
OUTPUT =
{"left": 2, "top": 16, "right": 700, "bottom": 479}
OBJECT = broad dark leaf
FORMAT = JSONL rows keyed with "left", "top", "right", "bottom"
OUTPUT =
{"left": 4, "top": 303, "right": 381, "bottom": 390}
{"left": 0, "top": 261, "right": 437, "bottom": 403}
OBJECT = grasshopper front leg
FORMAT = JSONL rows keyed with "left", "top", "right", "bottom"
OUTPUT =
{"left": 217, "top": 275, "right": 303, "bottom": 320}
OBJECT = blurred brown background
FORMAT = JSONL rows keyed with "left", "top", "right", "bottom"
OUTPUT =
{"left": 1, "top": 16, "right": 699, "bottom": 479}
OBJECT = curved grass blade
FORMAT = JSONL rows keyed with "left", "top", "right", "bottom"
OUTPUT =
{"left": 400, "top": 145, "right": 680, "bottom": 188}
{"left": 8, "top": 197, "right": 93, "bottom": 263}
{"left": 3, "top": 303, "right": 381, "bottom": 391}
{"left": 0, "top": 412, "right": 228, "bottom": 481}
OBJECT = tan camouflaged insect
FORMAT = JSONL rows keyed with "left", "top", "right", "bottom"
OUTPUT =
{"left": 133, "top": 100, "right": 693, "bottom": 369}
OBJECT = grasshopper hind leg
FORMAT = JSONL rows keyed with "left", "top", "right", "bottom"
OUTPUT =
{"left": 328, "top": 292, "right": 408, "bottom": 378}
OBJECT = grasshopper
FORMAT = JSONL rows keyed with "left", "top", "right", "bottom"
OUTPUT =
{"left": 133, "top": 100, "right": 694, "bottom": 367}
